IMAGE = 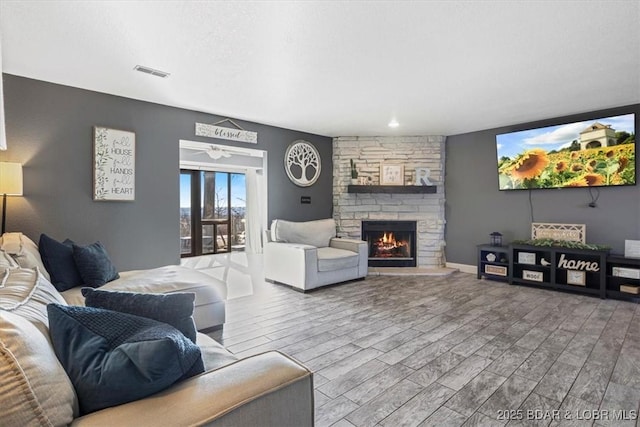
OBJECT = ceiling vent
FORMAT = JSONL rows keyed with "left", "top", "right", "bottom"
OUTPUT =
{"left": 133, "top": 65, "right": 170, "bottom": 78}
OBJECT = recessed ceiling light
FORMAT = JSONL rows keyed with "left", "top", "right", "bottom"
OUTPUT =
{"left": 133, "top": 65, "right": 170, "bottom": 78}
{"left": 388, "top": 119, "right": 399, "bottom": 128}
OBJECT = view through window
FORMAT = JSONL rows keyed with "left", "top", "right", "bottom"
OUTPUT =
{"left": 180, "top": 170, "right": 246, "bottom": 256}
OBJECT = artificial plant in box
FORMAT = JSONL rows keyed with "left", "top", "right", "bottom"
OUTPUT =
{"left": 350, "top": 159, "right": 358, "bottom": 184}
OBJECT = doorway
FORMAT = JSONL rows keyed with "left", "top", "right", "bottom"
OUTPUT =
{"left": 179, "top": 140, "right": 267, "bottom": 257}
{"left": 180, "top": 170, "right": 246, "bottom": 257}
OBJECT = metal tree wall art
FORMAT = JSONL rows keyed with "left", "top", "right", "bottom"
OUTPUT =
{"left": 284, "top": 140, "right": 321, "bottom": 187}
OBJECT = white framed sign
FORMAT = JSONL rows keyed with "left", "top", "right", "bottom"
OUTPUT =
{"left": 93, "top": 126, "right": 135, "bottom": 201}
{"left": 195, "top": 122, "right": 257, "bottom": 144}
{"left": 485, "top": 265, "right": 507, "bottom": 276}
{"left": 380, "top": 163, "right": 404, "bottom": 185}
{"left": 531, "top": 223, "right": 585, "bottom": 243}
{"left": 523, "top": 270, "right": 544, "bottom": 282}
{"left": 518, "top": 252, "right": 537, "bottom": 265}
{"left": 624, "top": 240, "right": 640, "bottom": 258}
{"left": 612, "top": 267, "right": 640, "bottom": 279}
{"left": 567, "top": 270, "right": 586, "bottom": 286}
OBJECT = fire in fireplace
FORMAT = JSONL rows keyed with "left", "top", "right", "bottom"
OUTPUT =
{"left": 371, "top": 232, "right": 410, "bottom": 258}
{"left": 362, "top": 221, "right": 417, "bottom": 267}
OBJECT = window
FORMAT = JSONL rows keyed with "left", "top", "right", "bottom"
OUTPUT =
{"left": 180, "top": 170, "right": 245, "bottom": 257}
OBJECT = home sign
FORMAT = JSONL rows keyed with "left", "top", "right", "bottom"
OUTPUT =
{"left": 557, "top": 254, "right": 600, "bottom": 272}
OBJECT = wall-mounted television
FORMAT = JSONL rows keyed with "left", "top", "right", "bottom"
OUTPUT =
{"left": 496, "top": 113, "right": 635, "bottom": 190}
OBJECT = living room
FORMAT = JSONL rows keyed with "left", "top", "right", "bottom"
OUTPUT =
{"left": 1, "top": 1, "right": 640, "bottom": 426}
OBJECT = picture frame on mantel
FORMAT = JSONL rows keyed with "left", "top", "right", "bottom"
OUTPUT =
{"left": 380, "top": 163, "right": 404, "bottom": 185}
{"left": 93, "top": 126, "right": 136, "bottom": 201}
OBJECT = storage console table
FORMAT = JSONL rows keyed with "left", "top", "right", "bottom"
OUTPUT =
{"left": 477, "top": 244, "right": 640, "bottom": 301}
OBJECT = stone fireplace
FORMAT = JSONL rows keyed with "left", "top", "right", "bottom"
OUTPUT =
{"left": 332, "top": 135, "right": 446, "bottom": 268}
{"left": 362, "top": 220, "right": 417, "bottom": 267}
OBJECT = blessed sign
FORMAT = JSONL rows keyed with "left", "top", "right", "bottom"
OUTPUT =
{"left": 195, "top": 123, "right": 257, "bottom": 144}
{"left": 93, "top": 127, "right": 135, "bottom": 201}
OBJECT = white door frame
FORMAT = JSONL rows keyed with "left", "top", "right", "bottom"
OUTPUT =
{"left": 179, "top": 140, "right": 268, "bottom": 231}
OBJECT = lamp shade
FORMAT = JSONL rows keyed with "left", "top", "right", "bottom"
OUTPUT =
{"left": 0, "top": 162, "right": 23, "bottom": 195}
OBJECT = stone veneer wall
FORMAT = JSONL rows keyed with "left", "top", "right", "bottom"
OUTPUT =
{"left": 333, "top": 136, "right": 447, "bottom": 268}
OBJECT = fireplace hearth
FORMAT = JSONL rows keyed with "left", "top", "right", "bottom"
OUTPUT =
{"left": 362, "top": 221, "right": 417, "bottom": 267}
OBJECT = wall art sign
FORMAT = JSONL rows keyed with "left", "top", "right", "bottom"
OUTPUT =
{"left": 612, "top": 266, "right": 640, "bottom": 279}
{"left": 195, "top": 122, "right": 257, "bottom": 144}
{"left": 557, "top": 254, "right": 599, "bottom": 271}
{"left": 380, "top": 163, "right": 404, "bottom": 185}
{"left": 522, "top": 270, "right": 544, "bottom": 282}
{"left": 93, "top": 126, "right": 135, "bottom": 201}
{"left": 518, "top": 252, "right": 537, "bottom": 265}
{"left": 624, "top": 240, "right": 640, "bottom": 258}
{"left": 531, "top": 223, "right": 585, "bottom": 243}
{"left": 485, "top": 265, "right": 507, "bottom": 276}
{"left": 566, "top": 270, "right": 586, "bottom": 286}
{"left": 284, "top": 140, "right": 321, "bottom": 187}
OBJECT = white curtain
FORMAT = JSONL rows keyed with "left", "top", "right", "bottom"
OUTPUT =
{"left": 0, "top": 18, "right": 7, "bottom": 151}
{"left": 245, "top": 168, "right": 263, "bottom": 254}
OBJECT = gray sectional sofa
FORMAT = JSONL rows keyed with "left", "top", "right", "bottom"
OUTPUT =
{"left": 0, "top": 233, "right": 314, "bottom": 426}
{"left": 3, "top": 232, "right": 226, "bottom": 331}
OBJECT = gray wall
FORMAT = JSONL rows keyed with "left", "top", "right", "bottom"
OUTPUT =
{"left": 445, "top": 104, "right": 640, "bottom": 265}
{"left": 0, "top": 74, "right": 333, "bottom": 270}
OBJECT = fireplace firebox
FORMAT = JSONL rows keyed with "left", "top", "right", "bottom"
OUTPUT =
{"left": 361, "top": 221, "right": 417, "bottom": 267}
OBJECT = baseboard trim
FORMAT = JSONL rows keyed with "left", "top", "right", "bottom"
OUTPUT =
{"left": 446, "top": 262, "right": 476, "bottom": 274}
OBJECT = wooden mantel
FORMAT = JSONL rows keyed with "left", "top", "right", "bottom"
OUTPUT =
{"left": 347, "top": 185, "right": 437, "bottom": 194}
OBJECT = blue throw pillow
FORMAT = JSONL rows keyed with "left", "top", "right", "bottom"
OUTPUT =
{"left": 38, "top": 234, "right": 83, "bottom": 291}
{"left": 81, "top": 288, "right": 198, "bottom": 343}
{"left": 72, "top": 241, "right": 120, "bottom": 287}
{"left": 47, "top": 304, "right": 205, "bottom": 415}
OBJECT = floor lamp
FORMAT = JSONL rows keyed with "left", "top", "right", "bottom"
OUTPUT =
{"left": 0, "top": 162, "right": 23, "bottom": 235}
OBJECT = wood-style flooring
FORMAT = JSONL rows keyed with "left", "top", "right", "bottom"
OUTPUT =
{"left": 208, "top": 272, "right": 640, "bottom": 427}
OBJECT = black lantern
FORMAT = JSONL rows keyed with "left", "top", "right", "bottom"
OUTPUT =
{"left": 490, "top": 232, "right": 503, "bottom": 247}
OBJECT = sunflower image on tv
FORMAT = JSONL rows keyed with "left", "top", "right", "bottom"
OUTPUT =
{"left": 496, "top": 113, "right": 636, "bottom": 190}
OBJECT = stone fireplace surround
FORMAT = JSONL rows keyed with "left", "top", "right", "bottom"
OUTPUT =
{"left": 332, "top": 136, "right": 446, "bottom": 268}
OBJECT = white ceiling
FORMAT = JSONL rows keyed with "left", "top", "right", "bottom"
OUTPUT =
{"left": 1, "top": 1, "right": 639, "bottom": 137}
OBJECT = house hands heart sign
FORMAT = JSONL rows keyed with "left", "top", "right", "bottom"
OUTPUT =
{"left": 93, "top": 126, "right": 135, "bottom": 201}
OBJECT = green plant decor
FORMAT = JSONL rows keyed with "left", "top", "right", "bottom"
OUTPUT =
{"left": 512, "top": 238, "right": 610, "bottom": 251}
{"left": 350, "top": 159, "right": 358, "bottom": 179}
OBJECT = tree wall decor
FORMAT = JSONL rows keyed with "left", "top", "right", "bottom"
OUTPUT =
{"left": 284, "top": 140, "right": 321, "bottom": 187}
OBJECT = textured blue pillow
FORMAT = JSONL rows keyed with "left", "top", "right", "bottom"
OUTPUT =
{"left": 47, "top": 304, "right": 205, "bottom": 415}
{"left": 38, "top": 234, "right": 83, "bottom": 291}
{"left": 81, "top": 288, "right": 198, "bottom": 343}
{"left": 72, "top": 241, "right": 120, "bottom": 287}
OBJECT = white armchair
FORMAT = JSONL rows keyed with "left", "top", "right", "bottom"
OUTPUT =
{"left": 264, "top": 219, "right": 368, "bottom": 291}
